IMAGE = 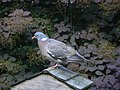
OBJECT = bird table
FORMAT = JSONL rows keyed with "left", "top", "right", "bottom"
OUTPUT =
{"left": 11, "top": 66, "right": 93, "bottom": 90}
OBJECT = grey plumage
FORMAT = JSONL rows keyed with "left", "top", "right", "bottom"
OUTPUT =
{"left": 32, "top": 32, "right": 93, "bottom": 65}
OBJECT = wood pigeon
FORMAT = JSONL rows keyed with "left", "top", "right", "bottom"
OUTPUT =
{"left": 32, "top": 32, "right": 93, "bottom": 67}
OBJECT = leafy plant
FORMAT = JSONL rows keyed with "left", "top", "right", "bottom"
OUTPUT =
{"left": 0, "top": 9, "right": 33, "bottom": 48}
{"left": 0, "top": 54, "right": 22, "bottom": 74}
{"left": 98, "top": 41, "right": 116, "bottom": 59}
{"left": 28, "top": 48, "right": 45, "bottom": 66}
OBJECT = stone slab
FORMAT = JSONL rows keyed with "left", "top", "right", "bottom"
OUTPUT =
{"left": 11, "top": 74, "right": 73, "bottom": 90}
{"left": 11, "top": 66, "right": 93, "bottom": 90}
{"left": 48, "top": 66, "right": 78, "bottom": 81}
{"left": 65, "top": 75, "right": 93, "bottom": 90}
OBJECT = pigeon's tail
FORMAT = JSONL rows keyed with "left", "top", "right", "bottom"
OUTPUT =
{"left": 67, "top": 52, "right": 94, "bottom": 66}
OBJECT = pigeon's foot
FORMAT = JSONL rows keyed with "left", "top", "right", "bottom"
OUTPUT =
{"left": 44, "top": 63, "right": 61, "bottom": 71}
{"left": 50, "top": 63, "right": 61, "bottom": 69}
{"left": 53, "top": 63, "right": 60, "bottom": 68}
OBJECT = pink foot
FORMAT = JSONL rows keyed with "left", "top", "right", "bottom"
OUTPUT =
{"left": 53, "top": 63, "right": 59, "bottom": 68}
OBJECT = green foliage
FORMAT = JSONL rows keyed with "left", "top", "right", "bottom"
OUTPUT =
{"left": 0, "top": 54, "right": 22, "bottom": 74}
{"left": 0, "top": 9, "right": 33, "bottom": 49}
{"left": 30, "top": 18, "right": 54, "bottom": 36}
{"left": 12, "top": 46, "right": 33, "bottom": 60}
{"left": 110, "top": 27, "right": 120, "bottom": 39}
{"left": 98, "top": 40, "right": 116, "bottom": 59}
{"left": 28, "top": 48, "right": 45, "bottom": 66}
{"left": 0, "top": 1, "right": 120, "bottom": 89}
{"left": 0, "top": 61, "right": 21, "bottom": 74}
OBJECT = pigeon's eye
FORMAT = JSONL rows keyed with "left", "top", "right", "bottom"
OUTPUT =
{"left": 35, "top": 35, "right": 38, "bottom": 37}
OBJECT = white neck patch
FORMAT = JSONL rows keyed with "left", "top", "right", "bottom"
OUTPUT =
{"left": 41, "top": 38, "right": 48, "bottom": 41}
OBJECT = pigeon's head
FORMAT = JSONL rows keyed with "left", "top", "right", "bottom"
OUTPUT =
{"left": 32, "top": 32, "right": 48, "bottom": 41}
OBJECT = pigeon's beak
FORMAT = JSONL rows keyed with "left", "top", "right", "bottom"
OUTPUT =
{"left": 32, "top": 36, "right": 36, "bottom": 39}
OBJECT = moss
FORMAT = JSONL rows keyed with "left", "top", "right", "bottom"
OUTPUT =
{"left": 0, "top": 59, "right": 22, "bottom": 75}
{"left": 87, "top": 23, "right": 100, "bottom": 34}
{"left": 28, "top": 48, "right": 45, "bottom": 66}
{"left": 98, "top": 40, "right": 116, "bottom": 59}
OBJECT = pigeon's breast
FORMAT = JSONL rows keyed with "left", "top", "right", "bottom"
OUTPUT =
{"left": 37, "top": 40, "right": 53, "bottom": 60}
{"left": 38, "top": 41, "right": 47, "bottom": 54}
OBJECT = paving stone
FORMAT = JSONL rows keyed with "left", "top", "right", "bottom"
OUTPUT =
{"left": 48, "top": 66, "right": 78, "bottom": 81}
{"left": 11, "top": 66, "right": 93, "bottom": 90}
{"left": 11, "top": 74, "right": 73, "bottom": 90}
{"left": 66, "top": 75, "right": 93, "bottom": 90}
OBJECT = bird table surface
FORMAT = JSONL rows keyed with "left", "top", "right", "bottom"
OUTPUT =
{"left": 46, "top": 66, "right": 93, "bottom": 90}
{"left": 11, "top": 66, "right": 93, "bottom": 90}
{"left": 47, "top": 66, "right": 78, "bottom": 80}
{"left": 11, "top": 74, "right": 73, "bottom": 90}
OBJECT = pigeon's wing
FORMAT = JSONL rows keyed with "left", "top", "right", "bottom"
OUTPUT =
{"left": 46, "top": 39, "right": 76, "bottom": 62}
{"left": 46, "top": 39, "right": 94, "bottom": 65}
